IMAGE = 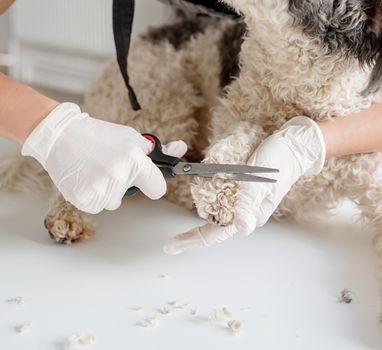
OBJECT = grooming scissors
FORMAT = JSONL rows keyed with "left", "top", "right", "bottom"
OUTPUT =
{"left": 125, "top": 134, "right": 279, "bottom": 197}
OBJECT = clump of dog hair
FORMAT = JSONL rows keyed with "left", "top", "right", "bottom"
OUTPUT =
{"left": 135, "top": 302, "right": 243, "bottom": 336}
{"left": 6, "top": 296, "right": 25, "bottom": 305}
{"left": 208, "top": 308, "right": 232, "bottom": 322}
{"left": 208, "top": 307, "right": 243, "bottom": 335}
{"left": 222, "top": 307, "right": 232, "bottom": 317}
{"left": 159, "top": 305, "right": 172, "bottom": 315}
{"left": 338, "top": 289, "right": 353, "bottom": 304}
{"left": 62, "top": 331, "right": 95, "bottom": 350}
{"left": 130, "top": 305, "right": 144, "bottom": 311}
{"left": 15, "top": 321, "right": 31, "bottom": 333}
{"left": 227, "top": 320, "right": 242, "bottom": 336}
{"left": 140, "top": 316, "right": 160, "bottom": 328}
{"left": 173, "top": 303, "right": 189, "bottom": 309}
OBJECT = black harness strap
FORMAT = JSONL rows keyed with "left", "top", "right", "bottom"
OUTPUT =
{"left": 113, "top": 0, "right": 141, "bottom": 111}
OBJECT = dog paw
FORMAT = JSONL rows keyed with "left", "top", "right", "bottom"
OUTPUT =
{"left": 191, "top": 124, "right": 263, "bottom": 226}
{"left": 192, "top": 176, "right": 239, "bottom": 226}
{"left": 44, "top": 199, "right": 95, "bottom": 244}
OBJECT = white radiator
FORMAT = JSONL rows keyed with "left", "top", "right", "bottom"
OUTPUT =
{"left": 9, "top": 0, "right": 169, "bottom": 94}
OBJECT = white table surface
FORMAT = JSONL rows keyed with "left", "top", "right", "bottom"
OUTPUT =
{"left": 1, "top": 191, "right": 382, "bottom": 350}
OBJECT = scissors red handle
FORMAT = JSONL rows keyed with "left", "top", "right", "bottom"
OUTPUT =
{"left": 142, "top": 134, "right": 180, "bottom": 167}
{"left": 124, "top": 134, "right": 180, "bottom": 197}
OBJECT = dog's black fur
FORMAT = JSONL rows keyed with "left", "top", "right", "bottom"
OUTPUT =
{"left": 288, "top": 0, "right": 382, "bottom": 94}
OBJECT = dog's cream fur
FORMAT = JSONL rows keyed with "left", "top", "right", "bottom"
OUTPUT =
{"left": 2, "top": 0, "right": 382, "bottom": 301}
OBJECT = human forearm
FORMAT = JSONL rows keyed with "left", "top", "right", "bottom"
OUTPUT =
{"left": 0, "top": 0, "right": 15, "bottom": 14}
{"left": 0, "top": 73, "right": 58, "bottom": 143}
{"left": 318, "top": 104, "right": 382, "bottom": 159}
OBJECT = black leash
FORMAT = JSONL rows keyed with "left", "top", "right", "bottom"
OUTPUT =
{"left": 113, "top": 0, "right": 141, "bottom": 111}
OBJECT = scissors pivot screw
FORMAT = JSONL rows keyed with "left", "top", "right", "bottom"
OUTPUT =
{"left": 183, "top": 164, "right": 192, "bottom": 173}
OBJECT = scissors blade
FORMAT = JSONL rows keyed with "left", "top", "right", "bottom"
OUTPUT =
{"left": 195, "top": 173, "right": 277, "bottom": 183}
{"left": 173, "top": 162, "right": 279, "bottom": 176}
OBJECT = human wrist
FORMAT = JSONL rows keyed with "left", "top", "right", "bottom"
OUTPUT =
{"left": 316, "top": 119, "right": 336, "bottom": 159}
{"left": 0, "top": 74, "right": 59, "bottom": 143}
{"left": 20, "top": 97, "right": 59, "bottom": 144}
{"left": 22, "top": 103, "right": 85, "bottom": 166}
{"left": 0, "top": 0, "right": 15, "bottom": 15}
{"left": 279, "top": 116, "right": 326, "bottom": 175}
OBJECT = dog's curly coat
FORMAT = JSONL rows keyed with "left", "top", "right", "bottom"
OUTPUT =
{"left": 2, "top": 0, "right": 382, "bottom": 303}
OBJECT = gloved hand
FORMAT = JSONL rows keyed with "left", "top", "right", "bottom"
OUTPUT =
{"left": 22, "top": 103, "right": 187, "bottom": 214}
{"left": 164, "top": 116, "right": 326, "bottom": 255}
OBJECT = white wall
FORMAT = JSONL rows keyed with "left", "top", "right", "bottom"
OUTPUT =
{"left": 134, "top": 1, "right": 170, "bottom": 34}
{"left": 10, "top": 0, "right": 169, "bottom": 54}
{"left": 0, "top": 1, "right": 172, "bottom": 152}
{"left": 0, "top": 12, "right": 10, "bottom": 52}
{"left": 7, "top": 0, "right": 170, "bottom": 94}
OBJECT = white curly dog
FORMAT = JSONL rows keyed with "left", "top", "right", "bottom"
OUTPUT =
{"left": 2, "top": 1, "right": 382, "bottom": 280}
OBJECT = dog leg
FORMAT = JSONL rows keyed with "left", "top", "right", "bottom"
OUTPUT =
{"left": 275, "top": 160, "right": 339, "bottom": 223}
{"left": 327, "top": 153, "right": 382, "bottom": 320}
{"left": 191, "top": 122, "right": 267, "bottom": 225}
{"left": 44, "top": 191, "right": 95, "bottom": 244}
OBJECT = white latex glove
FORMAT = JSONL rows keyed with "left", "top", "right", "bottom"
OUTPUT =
{"left": 164, "top": 116, "right": 326, "bottom": 255}
{"left": 22, "top": 103, "right": 187, "bottom": 214}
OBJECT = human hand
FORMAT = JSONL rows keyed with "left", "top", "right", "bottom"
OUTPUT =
{"left": 22, "top": 103, "right": 187, "bottom": 214}
{"left": 0, "top": 0, "right": 15, "bottom": 15}
{"left": 164, "top": 116, "right": 326, "bottom": 255}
